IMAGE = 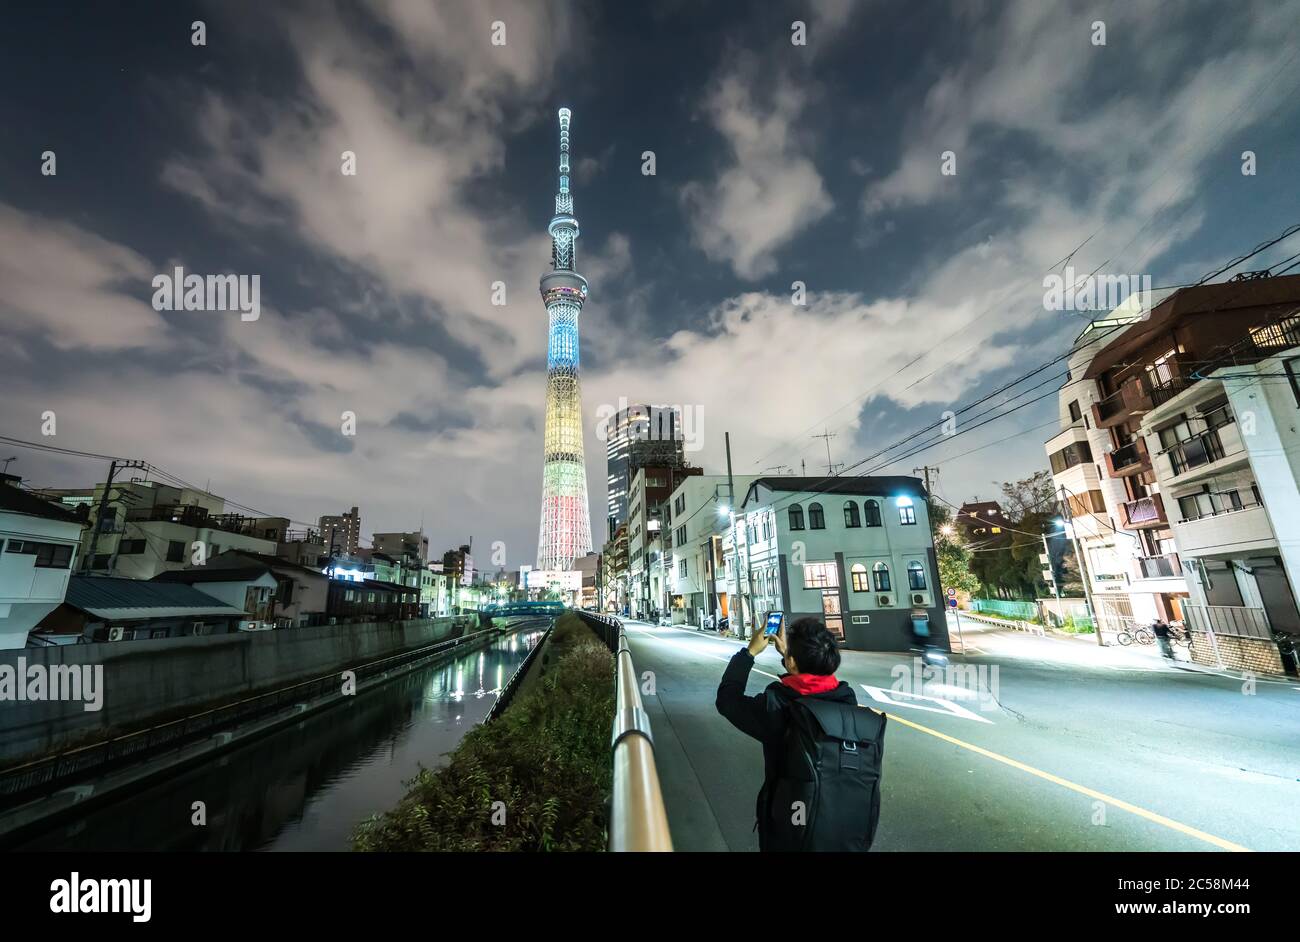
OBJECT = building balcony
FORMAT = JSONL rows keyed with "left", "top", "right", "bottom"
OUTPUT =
{"left": 1136, "top": 553, "right": 1181, "bottom": 579}
{"left": 1119, "top": 493, "right": 1167, "bottom": 530}
{"left": 1091, "top": 394, "right": 1130, "bottom": 429}
{"left": 1105, "top": 438, "right": 1151, "bottom": 478}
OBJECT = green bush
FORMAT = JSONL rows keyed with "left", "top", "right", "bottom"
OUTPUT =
{"left": 353, "top": 614, "right": 614, "bottom": 851}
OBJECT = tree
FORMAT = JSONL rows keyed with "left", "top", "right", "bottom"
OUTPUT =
{"left": 929, "top": 502, "right": 981, "bottom": 596}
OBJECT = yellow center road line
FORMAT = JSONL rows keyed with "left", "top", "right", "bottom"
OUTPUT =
{"left": 627, "top": 625, "right": 1254, "bottom": 853}
{"left": 884, "top": 713, "right": 1252, "bottom": 853}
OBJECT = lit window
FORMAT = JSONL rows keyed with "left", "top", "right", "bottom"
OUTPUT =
{"left": 803, "top": 562, "right": 838, "bottom": 589}
{"left": 850, "top": 563, "right": 869, "bottom": 592}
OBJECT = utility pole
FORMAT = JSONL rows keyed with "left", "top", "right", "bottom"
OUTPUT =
{"left": 725, "top": 432, "right": 751, "bottom": 639}
{"left": 82, "top": 459, "right": 147, "bottom": 574}
{"left": 1058, "top": 484, "right": 1103, "bottom": 647}
{"left": 913, "top": 465, "right": 939, "bottom": 500}
{"left": 813, "top": 429, "right": 838, "bottom": 476}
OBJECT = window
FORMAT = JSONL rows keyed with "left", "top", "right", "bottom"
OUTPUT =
{"left": 166, "top": 540, "right": 185, "bottom": 563}
{"left": 118, "top": 539, "right": 146, "bottom": 555}
{"left": 899, "top": 504, "right": 916, "bottom": 526}
{"left": 4, "top": 540, "right": 75, "bottom": 568}
{"left": 1286, "top": 356, "right": 1300, "bottom": 407}
{"left": 872, "top": 562, "right": 891, "bottom": 592}
{"left": 1068, "top": 400, "right": 1082, "bottom": 423}
{"left": 1049, "top": 441, "right": 1093, "bottom": 474}
{"left": 850, "top": 563, "right": 869, "bottom": 592}
{"left": 808, "top": 502, "right": 825, "bottom": 529}
{"left": 678, "top": 559, "right": 687, "bottom": 578}
{"left": 864, "top": 500, "right": 882, "bottom": 527}
{"left": 788, "top": 505, "right": 805, "bottom": 530}
{"left": 907, "top": 561, "right": 927, "bottom": 591}
{"left": 803, "top": 562, "right": 838, "bottom": 588}
{"left": 844, "top": 501, "right": 861, "bottom": 528}
{"left": 676, "top": 525, "right": 687, "bottom": 545}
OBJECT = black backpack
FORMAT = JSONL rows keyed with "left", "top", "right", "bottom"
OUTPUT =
{"left": 766, "top": 697, "right": 886, "bottom": 852}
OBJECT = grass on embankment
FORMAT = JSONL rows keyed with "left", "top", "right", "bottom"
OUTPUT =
{"left": 352, "top": 612, "right": 614, "bottom": 851}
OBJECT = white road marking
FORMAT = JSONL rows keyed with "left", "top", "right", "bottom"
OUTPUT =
{"left": 860, "top": 684, "right": 994, "bottom": 724}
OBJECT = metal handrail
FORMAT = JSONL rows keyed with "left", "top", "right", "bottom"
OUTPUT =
{"left": 575, "top": 611, "right": 672, "bottom": 852}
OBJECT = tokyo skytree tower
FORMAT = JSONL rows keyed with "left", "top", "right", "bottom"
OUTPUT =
{"left": 536, "top": 107, "right": 593, "bottom": 570}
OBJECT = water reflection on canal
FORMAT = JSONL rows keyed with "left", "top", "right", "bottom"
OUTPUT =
{"left": 15, "top": 624, "right": 546, "bottom": 851}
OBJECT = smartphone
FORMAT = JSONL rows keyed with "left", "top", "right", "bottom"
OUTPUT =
{"left": 764, "top": 612, "right": 784, "bottom": 636}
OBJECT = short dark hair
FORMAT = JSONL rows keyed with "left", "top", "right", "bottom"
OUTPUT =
{"left": 786, "top": 617, "right": 840, "bottom": 675}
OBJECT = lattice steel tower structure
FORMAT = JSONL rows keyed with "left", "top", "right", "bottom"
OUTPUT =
{"left": 536, "top": 107, "right": 593, "bottom": 570}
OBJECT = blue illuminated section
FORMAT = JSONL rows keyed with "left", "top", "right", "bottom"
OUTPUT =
{"left": 548, "top": 311, "right": 580, "bottom": 369}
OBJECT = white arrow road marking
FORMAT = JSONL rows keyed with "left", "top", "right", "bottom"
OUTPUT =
{"left": 860, "top": 684, "right": 994, "bottom": 724}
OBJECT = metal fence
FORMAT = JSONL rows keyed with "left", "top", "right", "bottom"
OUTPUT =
{"left": 484, "top": 618, "right": 553, "bottom": 723}
{"left": 574, "top": 610, "right": 672, "bottom": 852}
{"left": 1184, "top": 604, "right": 1271, "bottom": 640}
{"left": 971, "top": 599, "right": 1038, "bottom": 619}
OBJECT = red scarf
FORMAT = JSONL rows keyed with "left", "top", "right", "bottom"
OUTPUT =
{"left": 780, "top": 673, "right": 840, "bottom": 695}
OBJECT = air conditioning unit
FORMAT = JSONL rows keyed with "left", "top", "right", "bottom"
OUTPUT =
{"left": 108, "top": 626, "right": 125, "bottom": 642}
{"left": 912, "top": 594, "right": 926, "bottom": 606}
{"left": 877, "top": 595, "right": 892, "bottom": 606}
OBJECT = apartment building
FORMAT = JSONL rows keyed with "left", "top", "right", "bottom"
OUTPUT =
{"left": 739, "top": 476, "right": 946, "bottom": 652}
{"left": 1045, "top": 293, "right": 1188, "bottom": 639}
{"left": 0, "top": 476, "right": 85, "bottom": 649}
{"left": 664, "top": 473, "right": 761, "bottom": 627}
{"left": 49, "top": 480, "right": 279, "bottom": 580}
{"left": 1074, "top": 274, "right": 1300, "bottom": 671}
{"left": 626, "top": 463, "right": 702, "bottom": 619}
{"left": 319, "top": 506, "right": 361, "bottom": 557}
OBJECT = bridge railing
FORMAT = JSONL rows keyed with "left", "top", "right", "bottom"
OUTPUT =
{"left": 574, "top": 611, "right": 672, "bottom": 853}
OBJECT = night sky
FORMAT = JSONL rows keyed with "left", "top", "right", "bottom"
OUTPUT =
{"left": 3, "top": 0, "right": 1300, "bottom": 564}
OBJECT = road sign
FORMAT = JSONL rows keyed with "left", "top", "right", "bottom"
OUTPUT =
{"left": 946, "top": 587, "right": 957, "bottom": 598}
{"left": 949, "top": 597, "right": 958, "bottom": 608}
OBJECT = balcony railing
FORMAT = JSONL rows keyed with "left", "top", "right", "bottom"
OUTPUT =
{"left": 1244, "top": 314, "right": 1300, "bottom": 358}
{"left": 1166, "top": 429, "right": 1226, "bottom": 476}
{"left": 1149, "top": 377, "right": 1193, "bottom": 407}
{"left": 1184, "top": 603, "right": 1271, "bottom": 640}
{"left": 1120, "top": 493, "right": 1166, "bottom": 529}
{"left": 1106, "top": 438, "right": 1150, "bottom": 477}
{"left": 1137, "top": 553, "right": 1180, "bottom": 579}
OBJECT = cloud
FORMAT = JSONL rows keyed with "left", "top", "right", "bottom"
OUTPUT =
{"left": 161, "top": 0, "right": 579, "bottom": 378}
{"left": 0, "top": 204, "right": 166, "bottom": 351}
{"left": 682, "top": 65, "right": 834, "bottom": 280}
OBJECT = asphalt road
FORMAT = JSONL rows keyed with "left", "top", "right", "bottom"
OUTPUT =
{"left": 625, "top": 615, "right": 1300, "bottom": 852}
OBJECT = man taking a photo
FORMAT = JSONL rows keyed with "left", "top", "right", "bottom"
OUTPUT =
{"left": 715, "top": 616, "right": 886, "bottom": 851}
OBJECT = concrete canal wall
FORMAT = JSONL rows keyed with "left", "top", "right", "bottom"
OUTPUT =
{"left": 0, "top": 616, "right": 477, "bottom": 765}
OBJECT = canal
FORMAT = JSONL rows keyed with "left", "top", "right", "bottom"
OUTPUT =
{"left": 12, "top": 621, "right": 546, "bottom": 851}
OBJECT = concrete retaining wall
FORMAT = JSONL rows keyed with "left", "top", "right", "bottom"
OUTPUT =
{"left": 0, "top": 616, "right": 473, "bottom": 765}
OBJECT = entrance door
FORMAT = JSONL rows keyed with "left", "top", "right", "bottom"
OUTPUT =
{"left": 822, "top": 591, "right": 843, "bottom": 639}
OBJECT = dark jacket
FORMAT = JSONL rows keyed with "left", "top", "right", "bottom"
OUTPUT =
{"left": 715, "top": 648, "right": 859, "bottom": 850}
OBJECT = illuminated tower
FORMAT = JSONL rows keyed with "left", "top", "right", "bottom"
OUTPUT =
{"left": 536, "top": 107, "right": 593, "bottom": 570}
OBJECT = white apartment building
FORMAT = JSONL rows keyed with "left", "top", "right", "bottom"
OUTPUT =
{"left": 1132, "top": 342, "right": 1300, "bottom": 673}
{"left": 739, "top": 476, "right": 946, "bottom": 651}
{"left": 63, "top": 481, "right": 279, "bottom": 580}
{"left": 0, "top": 478, "right": 85, "bottom": 649}
{"left": 1044, "top": 298, "right": 1189, "bottom": 638}
{"left": 664, "top": 473, "right": 760, "bottom": 627}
